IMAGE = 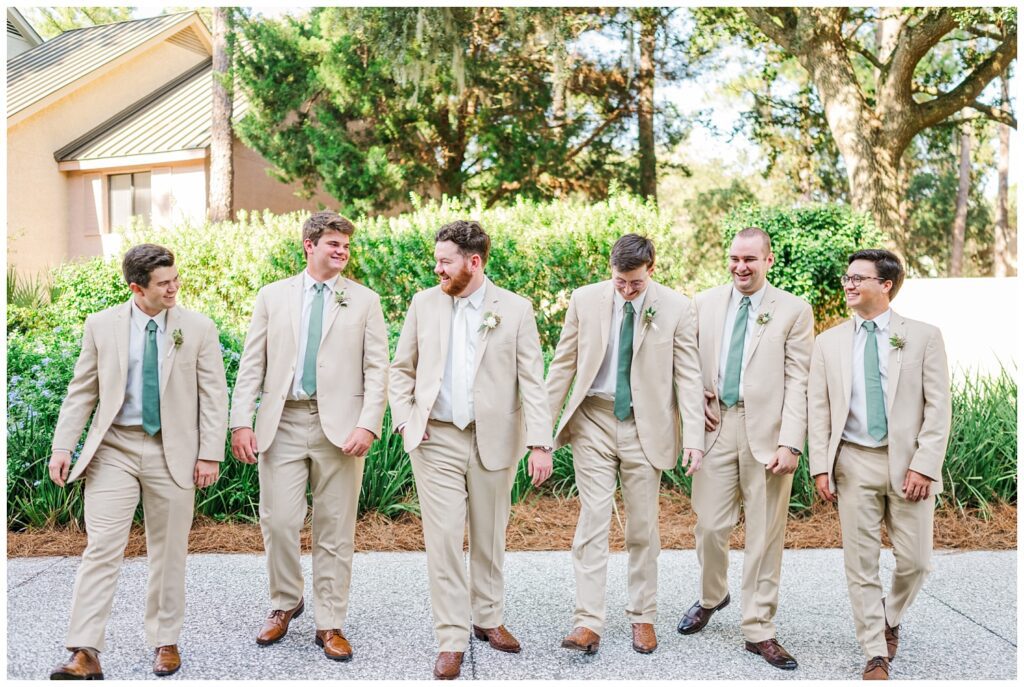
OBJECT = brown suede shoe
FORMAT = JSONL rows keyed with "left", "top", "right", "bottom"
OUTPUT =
{"left": 472, "top": 624, "right": 521, "bottom": 653}
{"left": 561, "top": 626, "right": 600, "bottom": 654}
{"left": 315, "top": 629, "right": 353, "bottom": 661}
{"left": 433, "top": 652, "right": 463, "bottom": 680}
{"left": 863, "top": 656, "right": 890, "bottom": 680}
{"left": 50, "top": 647, "right": 103, "bottom": 680}
{"left": 745, "top": 638, "right": 798, "bottom": 670}
{"left": 631, "top": 623, "right": 657, "bottom": 654}
{"left": 884, "top": 622, "right": 899, "bottom": 660}
{"left": 152, "top": 645, "right": 181, "bottom": 677}
{"left": 677, "top": 593, "right": 730, "bottom": 635}
{"left": 256, "top": 598, "right": 304, "bottom": 645}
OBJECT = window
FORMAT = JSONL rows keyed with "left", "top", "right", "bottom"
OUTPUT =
{"left": 108, "top": 172, "right": 152, "bottom": 229}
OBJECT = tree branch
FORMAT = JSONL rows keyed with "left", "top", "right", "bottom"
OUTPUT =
{"left": 965, "top": 26, "right": 1003, "bottom": 42}
{"left": 743, "top": 8, "right": 799, "bottom": 53}
{"left": 848, "top": 40, "right": 884, "bottom": 71}
{"left": 966, "top": 100, "right": 1017, "bottom": 129}
{"left": 887, "top": 9, "right": 958, "bottom": 87}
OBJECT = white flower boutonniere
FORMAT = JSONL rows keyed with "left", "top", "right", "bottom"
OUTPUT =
{"left": 643, "top": 307, "right": 657, "bottom": 329}
{"left": 756, "top": 312, "right": 772, "bottom": 326}
{"left": 172, "top": 329, "right": 184, "bottom": 348}
{"left": 335, "top": 290, "right": 350, "bottom": 307}
{"left": 479, "top": 311, "right": 501, "bottom": 334}
{"left": 889, "top": 335, "right": 906, "bottom": 350}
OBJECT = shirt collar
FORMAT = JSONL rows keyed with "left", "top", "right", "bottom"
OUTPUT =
{"left": 454, "top": 277, "right": 489, "bottom": 310}
{"left": 304, "top": 270, "right": 339, "bottom": 294}
{"left": 130, "top": 299, "right": 167, "bottom": 332}
{"left": 613, "top": 285, "right": 646, "bottom": 315}
{"left": 854, "top": 308, "right": 891, "bottom": 333}
{"left": 731, "top": 282, "right": 768, "bottom": 311}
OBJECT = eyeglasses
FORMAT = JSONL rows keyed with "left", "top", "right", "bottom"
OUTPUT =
{"left": 840, "top": 274, "right": 887, "bottom": 287}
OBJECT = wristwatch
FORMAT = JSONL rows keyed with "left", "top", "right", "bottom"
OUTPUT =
{"left": 530, "top": 445, "right": 554, "bottom": 453}
{"left": 784, "top": 446, "right": 801, "bottom": 456}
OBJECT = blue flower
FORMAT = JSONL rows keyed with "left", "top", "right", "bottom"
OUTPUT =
{"left": 40, "top": 357, "right": 51, "bottom": 365}
{"left": 10, "top": 375, "right": 21, "bottom": 385}
{"left": 41, "top": 389, "right": 52, "bottom": 398}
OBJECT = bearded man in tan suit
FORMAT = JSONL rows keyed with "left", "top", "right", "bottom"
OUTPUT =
{"left": 678, "top": 227, "right": 813, "bottom": 670}
{"left": 230, "top": 212, "right": 389, "bottom": 661}
{"left": 547, "top": 233, "right": 704, "bottom": 656}
{"left": 389, "top": 220, "right": 554, "bottom": 680}
{"left": 809, "top": 249, "right": 951, "bottom": 681}
{"left": 47, "top": 244, "right": 228, "bottom": 679}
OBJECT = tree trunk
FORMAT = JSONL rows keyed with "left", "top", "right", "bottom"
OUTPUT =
{"left": 949, "top": 126, "right": 971, "bottom": 277}
{"left": 636, "top": 11, "right": 657, "bottom": 201}
{"left": 209, "top": 7, "right": 234, "bottom": 223}
{"left": 837, "top": 130, "right": 903, "bottom": 239}
{"left": 993, "top": 72, "right": 1011, "bottom": 277}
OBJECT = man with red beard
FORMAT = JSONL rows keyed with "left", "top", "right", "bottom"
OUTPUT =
{"left": 389, "top": 220, "right": 554, "bottom": 680}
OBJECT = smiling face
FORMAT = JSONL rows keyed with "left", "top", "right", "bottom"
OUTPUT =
{"left": 130, "top": 265, "right": 180, "bottom": 316}
{"left": 612, "top": 264, "right": 654, "bottom": 302}
{"left": 727, "top": 234, "right": 774, "bottom": 295}
{"left": 304, "top": 229, "right": 350, "bottom": 279}
{"left": 434, "top": 240, "right": 483, "bottom": 297}
{"left": 844, "top": 259, "right": 892, "bottom": 317}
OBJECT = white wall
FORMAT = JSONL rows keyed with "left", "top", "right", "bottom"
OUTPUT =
{"left": 892, "top": 277, "right": 1019, "bottom": 378}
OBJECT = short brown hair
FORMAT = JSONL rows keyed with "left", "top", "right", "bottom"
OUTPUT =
{"left": 435, "top": 220, "right": 490, "bottom": 265}
{"left": 733, "top": 226, "right": 772, "bottom": 254}
{"left": 849, "top": 248, "right": 905, "bottom": 300}
{"left": 303, "top": 211, "right": 356, "bottom": 247}
{"left": 610, "top": 233, "right": 655, "bottom": 271}
{"left": 122, "top": 243, "right": 175, "bottom": 287}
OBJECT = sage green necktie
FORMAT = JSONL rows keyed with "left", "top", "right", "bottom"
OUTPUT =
{"left": 862, "top": 320, "right": 887, "bottom": 440}
{"left": 721, "top": 296, "right": 750, "bottom": 408}
{"left": 614, "top": 301, "right": 635, "bottom": 421}
{"left": 142, "top": 318, "right": 161, "bottom": 436}
{"left": 301, "top": 283, "right": 326, "bottom": 397}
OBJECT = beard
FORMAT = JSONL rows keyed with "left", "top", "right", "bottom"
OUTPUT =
{"left": 440, "top": 265, "right": 473, "bottom": 296}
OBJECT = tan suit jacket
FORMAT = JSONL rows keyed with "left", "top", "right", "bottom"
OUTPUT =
{"left": 696, "top": 283, "right": 814, "bottom": 463}
{"left": 230, "top": 273, "right": 390, "bottom": 451}
{"left": 52, "top": 301, "right": 228, "bottom": 489}
{"left": 547, "top": 279, "right": 704, "bottom": 471}
{"left": 808, "top": 310, "right": 952, "bottom": 495}
{"left": 389, "top": 281, "right": 552, "bottom": 470}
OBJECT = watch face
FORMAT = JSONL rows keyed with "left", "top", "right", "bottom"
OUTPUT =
{"left": 788, "top": 447, "right": 801, "bottom": 455}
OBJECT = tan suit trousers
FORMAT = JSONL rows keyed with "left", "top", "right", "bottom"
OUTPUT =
{"left": 66, "top": 425, "right": 194, "bottom": 651}
{"left": 410, "top": 420, "right": 515, "bottom": 652}
{"left": 258, "top": 401, "right": 363, "bottom": 630}
{"left": 835, "top": 441, "right": 934, "bottom": 659}
{"left": 692, "top": 404, "right": 793, "bottom": 643}
{"left": 570, "top": 396, "right": 662, "bottom": 635}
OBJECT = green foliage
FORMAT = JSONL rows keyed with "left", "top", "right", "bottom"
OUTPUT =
{"left": 19, "top": 6, "right": 135, "bottom": 39}
{"left": 722, "top": 204, "right": 887, "bottom": 326}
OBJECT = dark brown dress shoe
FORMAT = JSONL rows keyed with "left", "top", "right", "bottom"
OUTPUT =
{"left": 256, "top": 598, "right": 304, "bottom": 645}
{"left": 315, "top": 629, "right": 353, "bottom": 661}
{"left": 863, "top": 656, "right": 890, "bottom": 680}
{"left": 561, "top": 627, "right": 600, "bottom": 654}
{"left": 631, "top": 623, "right": 657, "bottom": 654}
{"left": 433, "top": 652, "right": 463, "bottom": 680}
{"left": 152, "top": 645, "right": 181, "bottom": 677}
{"left": 677, "top": 593, "right": 730, "bottom": 635}
{"left": 884, "top": 622, "right": 899, "bottom": 660}
{"left": 50, "top": 647, "right": 103, "bottom": 680}
{"left": 472, "top": 624, "right": 521, "bottom": 653}
{"left": 745, "top": 638, "right": 798, "bottom": 670}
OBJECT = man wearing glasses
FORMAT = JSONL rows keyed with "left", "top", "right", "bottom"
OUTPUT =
{"left": 808, "top": 249, "right": 951, "bottom": 680}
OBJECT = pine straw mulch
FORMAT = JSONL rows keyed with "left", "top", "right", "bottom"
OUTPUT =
{"left": 6, "top": 492, "right": 1016, "bottom": 558}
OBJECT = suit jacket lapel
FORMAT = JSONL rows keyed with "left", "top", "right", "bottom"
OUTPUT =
{"left": 321, "top": 276, "right": 347, "bottom": 341}
{"left": 634, "top": 283, "right": 659, "bottom": 353}
{"left": 743, "top": 285, "right": 775, "bottom": 366}
{"left": 840, "top": 319, "right": 854, "bottom": 407}
{"left": 710, "top": 285, "right": 730, "bottom": 376}
{"left": 437, "top": 287, "right": 453, "bottom": 375}
{"left": 115, "top": 301, "right": 131, "bottom": 388}
{"left": 598, "top": 282, "right": 613, "bottom": 360}
{"left": 472, "top": 282, "right": 499, "bottom": 377}
{"left": 886, "top": 312, "right": 906, "bottom": 414}
{"left": 159, "top": 306, "right": 180, "bottom": 394}
{"left": 290, "top": 273, "right": 304, "bottom": 353}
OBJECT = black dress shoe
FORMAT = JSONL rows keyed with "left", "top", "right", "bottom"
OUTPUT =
{"left": 677, "top": 594, "right": 730, "bottom": 635}
{"left": 745, "top": 638, "right": 798, "bottom": 670}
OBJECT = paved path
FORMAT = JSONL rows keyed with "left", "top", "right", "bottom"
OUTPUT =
{"left": 6, "top": 550, "right": 1016, "bottom": 680}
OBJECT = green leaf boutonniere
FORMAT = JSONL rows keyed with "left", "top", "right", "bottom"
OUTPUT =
{"left": 643, "top": 307, "right": 657, "bottom": 327}
{"left": 756, "top": 312, "right": 772, "bottom": 326}
{"left": 335, "top": 290, "right": 349, "bottom": 307}
{"left": 172, "top": 329, "right": 184, "bottom": 348}
{"left": 889, "top": 335, "right": 906, "bottom": 350}
{"left": 478, "top": 311, "right": 501, "bottom": 334}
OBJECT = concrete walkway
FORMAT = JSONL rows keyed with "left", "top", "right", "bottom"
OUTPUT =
{"left": 6, "top": 550, "right": 1016, "bottom": 680}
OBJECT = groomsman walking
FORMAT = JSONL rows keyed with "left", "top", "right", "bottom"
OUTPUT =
{"left": 389, "top": 220, "right": 554, "bottom": 679}
{"left": 48, "top": 244, "right": 228, "bottom": 678}
{"left": 679, "top": 227, "right": 813, "bottom": 670}
{"left": 547, "top": 233, "right": 704, "bottom": 655}
{"left": 809, "top": 249, "right": 951, "bottom": 680}
{"left": 231, "top": 212, "right": 389, "bottom": 661}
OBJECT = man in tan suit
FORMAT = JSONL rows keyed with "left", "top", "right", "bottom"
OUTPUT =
{"left": 809, "top": 249, "right": 951, "bottom": 680}
{"left": 48, "top": 244, "right": 228, "bottom": 679}
{"left": 547, "top": 233, "right": 704, "bottom": 655}
{"left": 389, "top": 220, "right": 553, "bottom": 680}
{"left": 230, "top": 212, "right": 389, "bottom": 661}
{"left": 678, "top": 227, "right": 812, "bottom": 670}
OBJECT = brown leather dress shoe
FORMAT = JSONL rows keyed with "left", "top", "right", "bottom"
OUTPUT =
{"left": 50, "top": 647, "right": 103, "bottom": 680}
{"left": 315, "top": 629, "right": 353, "bottom": 661}
{"left": 433, "top": 652, "right": 463, "bottom": 680}
{"left": 677, "top": 594, "right": 730, "bottom": 635}
{"left": 745, "top": 638, "right": 798, "bottom": 670}
{"left": 863, "top": 656, "right": 890, "bottom": 680}
{"left": 472, "top": 624, "right": 521, "bottom": 653}
{"left": 631, "top": 623, "right": 657, "bottom": 654}
{"left": 561, "top": 627, "right": 600, "bottom": 654}
{"left": 152, "top": 645, "right": 181, "bottom": 677}
{"left": 884, "top": 622, "right": 899, "bottom": 660}
{"left": 256, "top": 598, "right": 304, "bottom": 645}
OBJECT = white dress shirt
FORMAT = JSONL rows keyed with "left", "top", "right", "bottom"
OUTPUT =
{"left": 842, "top": 309, "right": 892, "bottom": 447}
{"left": 588, "top": 287, "right": 647, "bottom": 401}
{"left": 431, "top": 278, "right": 488, "bottom": 423}
{"left": 114, "top": 300, "right": 168, "bottom": 426}
{"left": 716, "top": 283, "right": 768, "bottom": 402}
{"left": 290, "top": 271, "right": 341, "bottom": 400}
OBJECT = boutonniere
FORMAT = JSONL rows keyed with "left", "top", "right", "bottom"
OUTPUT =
{"left": 172, "top": 329, "right": 184, "bottom": 348}
{"left": 889, "top": 335, "right": 906, "bottom": 350}
{"left": 756, "top": 312, "right": 772, "bottom": 326}
{"left": 643, "top": 307, "right": 657, "bottom": 329}
{"left": 478, "top": 311, "right": 501, "bottom": 334}
{"left": 335, "top": 290, "right": 349, "bottom": 307}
